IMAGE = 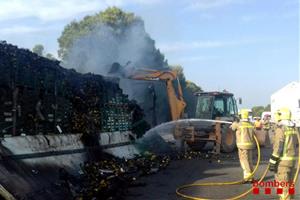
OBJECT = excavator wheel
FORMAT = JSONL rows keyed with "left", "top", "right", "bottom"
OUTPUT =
{"left": 220, "top": 124, "right": 236, "bottom": 153}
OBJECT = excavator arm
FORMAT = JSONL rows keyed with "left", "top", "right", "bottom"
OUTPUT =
{"left": 165, "top": 77, "right": 186, "bottom": 120}
{"left": 124, "top": 68, "right": 186, "bottom": 121}
{"left": 110, "top": 67, "right": 186, "bottom": 120}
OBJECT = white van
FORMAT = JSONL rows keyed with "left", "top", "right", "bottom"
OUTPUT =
{"left": 261, "top": 111, "right": 271, "bottom": 120}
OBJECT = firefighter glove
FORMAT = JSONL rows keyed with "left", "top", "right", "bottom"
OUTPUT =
{"left": 269, "top": 155, "right": 279, "bottom": 172}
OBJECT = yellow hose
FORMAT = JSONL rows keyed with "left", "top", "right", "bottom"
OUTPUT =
{"left": 176, "top": 135, "right": 261, "bottom": 200}
{"left": 0, "top": 184, "right": 16, "bottom": 200}
{"left": 176, "top": 133, "right": 300, "bottom": 200}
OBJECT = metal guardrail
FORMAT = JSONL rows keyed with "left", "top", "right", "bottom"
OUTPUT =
{"left": 0, "top": 141, "right": 132, "bottom": 160}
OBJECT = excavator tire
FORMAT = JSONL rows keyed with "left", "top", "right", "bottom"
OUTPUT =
{"left": 220, "top": 124, "right": 236, "bottom": 153}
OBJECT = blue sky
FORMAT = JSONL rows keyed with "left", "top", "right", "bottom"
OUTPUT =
{"left": 0, "top": 0, "right": 299, "bottom": 108}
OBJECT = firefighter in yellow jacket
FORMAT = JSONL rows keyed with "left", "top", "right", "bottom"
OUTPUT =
{"left": 269, "top": 108, "right": 298, "bottom": 200}
{"left": 231, "top": 109, "right": 255, "bottom": 183}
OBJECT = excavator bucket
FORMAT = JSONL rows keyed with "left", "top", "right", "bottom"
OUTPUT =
{"left": 108, "top": 62, "right": 126, "bottom": 78}
{"left": 109, "top": 62, "right": 121, "bottom": 73}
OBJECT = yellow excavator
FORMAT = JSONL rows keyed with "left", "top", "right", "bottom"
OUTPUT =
{"left": 109, "top": 63, "right": 238, "bottom": 153}
{"left": 109, "top": 62, "right": 187, "bottom": 121}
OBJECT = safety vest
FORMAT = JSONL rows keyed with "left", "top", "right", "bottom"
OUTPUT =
{"left": 254, "top": 120, "right": 262, "bottom": 129}
{"left": 272, "top": 126, "right": 298, "bottom": 167}
{"left": 236, "top": 121, "right": 255, "bottom": 150}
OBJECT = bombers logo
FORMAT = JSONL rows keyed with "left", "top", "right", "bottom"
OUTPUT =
{"left": 252, "top": 180, "right": 295, "bottom": 195}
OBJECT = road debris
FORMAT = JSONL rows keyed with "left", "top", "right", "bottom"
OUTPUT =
{"left": 69, "top": 149, "right": 237, "bottom": 200}
{"left": 68, "top": 153, "right": 171, "bottom": 200}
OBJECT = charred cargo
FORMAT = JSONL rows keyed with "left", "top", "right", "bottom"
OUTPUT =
{"left": 0, "top": 41, "right": 149, "bottom": 137}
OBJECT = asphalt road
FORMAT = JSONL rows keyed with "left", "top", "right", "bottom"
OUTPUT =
{"left": 125, "top": 146, "right": 300, "bottom": 200}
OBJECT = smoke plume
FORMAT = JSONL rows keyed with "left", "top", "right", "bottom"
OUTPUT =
{"left": 63, "top": 22, "right": 170, "bottom": 126}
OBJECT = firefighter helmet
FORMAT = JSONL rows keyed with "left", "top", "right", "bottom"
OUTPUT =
{"left": 240, "top": 109, "right": 249, "bottom": 120}
{"left": 278, "top": 108, "right": 292, "bottom": 120}
{"left": 274, "top": 110, "right": 281, "bottom": 122}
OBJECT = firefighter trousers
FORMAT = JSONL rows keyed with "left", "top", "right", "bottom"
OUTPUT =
{"left": 264, "top": 129, "right": 271, "bottom": 147}
{"left": 238, "top": 149, "right": 254, "bottom": 180}
{"left": 275, "top": 166, "right": 295, "bottom": 200}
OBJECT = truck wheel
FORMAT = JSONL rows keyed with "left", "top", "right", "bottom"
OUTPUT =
{"left": 221, "top": 124, "right": 236, "bottom": 153}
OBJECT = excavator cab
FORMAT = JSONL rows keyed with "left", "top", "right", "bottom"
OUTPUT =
{"left": 195, "top": 92, "right": 238, "bottom": 120}
{"left": 190, "top": 92, "right": 239, "bottom": 153}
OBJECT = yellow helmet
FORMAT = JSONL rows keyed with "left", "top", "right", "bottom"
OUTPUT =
{"left": 240, "top": 109, "right": 249, "bottom": 120}
{"left": 274, "top": 110, "right": 281, "bottom": 122}
{"left": 278, "top": 107, "right": 291, "bottom": 120}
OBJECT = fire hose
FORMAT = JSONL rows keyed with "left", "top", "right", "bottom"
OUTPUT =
{"left": 0, "top": 185, "right": 15, "bottom": 200}
{"left": 176, "top": 130, "right": 300, "bottom": 200}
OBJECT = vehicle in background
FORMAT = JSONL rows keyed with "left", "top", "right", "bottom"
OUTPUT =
{"left": 261, "top": 111, "right": 271, "bottom": 120}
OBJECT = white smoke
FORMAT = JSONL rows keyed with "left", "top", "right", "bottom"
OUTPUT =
{"left": 63, "top": 22, "right": 163, "bottom": 74}
{"left": 63, "top": 22, "right": 170, "bottom": 125}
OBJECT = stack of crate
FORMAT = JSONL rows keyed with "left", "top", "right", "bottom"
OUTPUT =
{"left": 0, "top": 41, "right": 148, "bottom": 136}
{"left": 101, "top": 92, "right": 132, "bottom": 132}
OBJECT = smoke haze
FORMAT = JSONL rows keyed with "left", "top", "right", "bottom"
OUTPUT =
{"left": 63, "top": 22, "right": 170, "bottom": 125}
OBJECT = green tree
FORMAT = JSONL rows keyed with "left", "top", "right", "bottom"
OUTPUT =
{"left": 170, "top": 65, "right": 202, "bottom": 92}
{"left": 186, "top": 80, "right": 202, "bottom": 93}
{"left": 252, "top": 106, "right": 264, "bottom": 117}
{"left": 252, "top": 104, "right": 270, "bottom": 117}
{"left": 264, "top": 104, "right": 271, "bottom": 111}
{"left": 57, "top": 7, "right": 164, "bottom": 64}
{"left": 32, "top": 44, "right": 44, "bottom": 56}
{"left": 32, "top": 44, "right": 56, "bottom": 60}
{"left": 45, "top": 53, "right": 55, "bottom": 60}
{"left": 58, "top": 6, "right": 167, "bottom": 73}
{"left": 170, "top": 65, "right": 202, "bottom": 117}
{"left": 170, "top": 65, "right": 185, "bottom": 80}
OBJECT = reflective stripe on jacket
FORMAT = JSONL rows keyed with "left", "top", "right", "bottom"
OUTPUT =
{"left": 271, "top": 125, "right": 298, "bottom": 167}
{"left": 236, "top": 121, "right": 255, "bottom": 150}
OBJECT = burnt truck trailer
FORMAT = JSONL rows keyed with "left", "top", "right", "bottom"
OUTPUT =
{"left": 0, "top": 41, "right": 149, "bottom": 136}
{"left": 0, "top": 41, "right": 149, "bottom": 199}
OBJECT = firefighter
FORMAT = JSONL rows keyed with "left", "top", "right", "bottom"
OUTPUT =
{"left": 262, "top": 114, "right": 271, "bottom": 147}
{"left": 269, "top": 108, "right": 298, "bottom": 200}
{"left": 254, "top": 117, "right": 262, "bottom": 130}
{"left": 231, "top": 109, "right": 255, "bottom": 183}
